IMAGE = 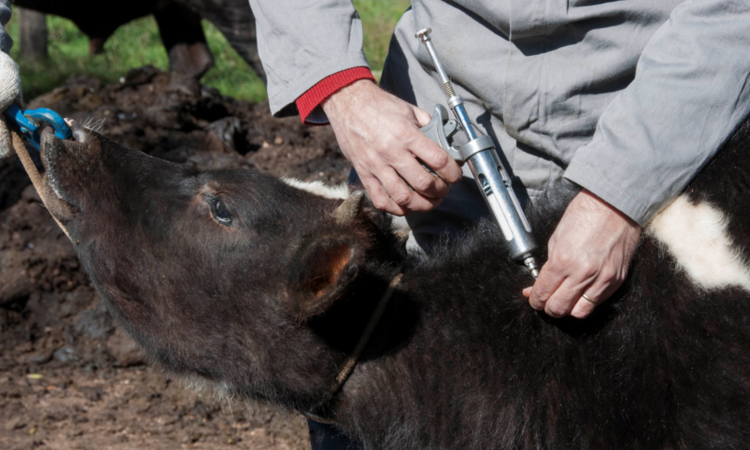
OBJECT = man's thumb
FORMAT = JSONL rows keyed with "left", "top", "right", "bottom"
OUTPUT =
{"left": 413, "top": 106, "right": 433, "bottom": 128}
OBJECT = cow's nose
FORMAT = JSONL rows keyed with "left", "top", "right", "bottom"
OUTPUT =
{"left": 65, "top": 119, "right": 88, "bottom": 142}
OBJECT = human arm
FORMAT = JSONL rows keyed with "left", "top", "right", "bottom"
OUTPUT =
{"left": 247, "top": 0, "right": 370, "bottom": 118}
{"left": 527, "top": 0, "right": 750, "bottom": 318}
{"left": 248, "top": 0, "right": 462, "bottom": 214}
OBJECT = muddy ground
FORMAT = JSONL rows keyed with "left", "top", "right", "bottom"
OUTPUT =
{"left": 0, "top": 67, "right": 353, "bottom": 450}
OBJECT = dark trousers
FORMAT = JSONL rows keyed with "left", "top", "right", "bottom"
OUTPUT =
{"left": 307, "top": 419, "right": 362, "bottom": 450}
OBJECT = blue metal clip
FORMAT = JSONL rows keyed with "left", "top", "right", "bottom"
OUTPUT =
{"left": 3, "top": 104, "right": 73, "bottom": 150}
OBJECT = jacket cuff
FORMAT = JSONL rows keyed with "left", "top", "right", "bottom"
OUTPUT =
{"left": 296, "top": 67, "right": 375, "bottom": 125}
{"left": 564, "top": 161, "right": 654, "bottom": 227}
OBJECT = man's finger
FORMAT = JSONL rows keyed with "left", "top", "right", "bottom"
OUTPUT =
{"left": 413, "top": 106, "right": 433, "bottom": 127}
{"left": 569, "top": 297, "right": 597, "bottom": 319}
{"left": 392, "top": 154, "right": 451, "bottom": 199}
{"left": 569, "top": 281, "right": 607, "bottom": 319}
{"left": 410, "top": 134, "right": 463, "bottom": 184}
{"left": 543, "top": 277, "right": 594, "bottom": 318}
{"left": 528, "top": 263, "right": 566, "bottom": 311}
{"left": 569, "top": 270, "right": 625, "bottom": 319}
{"left": 377, "top": 167, "right": 442, "bottom": 214}
{"left": 358, "top": 172, "right": 405, "bottom": 216}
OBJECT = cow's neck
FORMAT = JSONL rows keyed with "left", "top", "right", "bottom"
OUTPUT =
{"left": 329, "top": 238, "right": 539, "bottom": 448}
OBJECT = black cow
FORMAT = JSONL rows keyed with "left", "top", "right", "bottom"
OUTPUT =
{"left": 36, "top": 117, "right": 750, "bottom": 449}
{"left": 15, "top": 0, "right": 264, "bottom": 81}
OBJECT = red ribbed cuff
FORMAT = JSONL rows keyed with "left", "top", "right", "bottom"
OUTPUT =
{"left": 296, "top": 67, "right": 375, "bottom": 125}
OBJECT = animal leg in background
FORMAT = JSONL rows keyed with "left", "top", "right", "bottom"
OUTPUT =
{"left": 154, "top": 2, "right": 215, "bottom": 79}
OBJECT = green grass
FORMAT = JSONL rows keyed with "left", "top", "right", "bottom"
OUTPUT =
{"left": 6, "top": 2, "right": 409, "bottom": 102}
{"left": 201, "top": 21, "right": 266, "bottom": 102}
{"left": 7, "top": 15, "right": 172, "bottom": 101}
{"left": 354, "top": 0, "right": 411, "bottom": 78}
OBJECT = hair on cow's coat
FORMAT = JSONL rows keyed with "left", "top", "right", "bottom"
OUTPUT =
{"left": 279, "top": 116, "right": 750, "bottom": 449}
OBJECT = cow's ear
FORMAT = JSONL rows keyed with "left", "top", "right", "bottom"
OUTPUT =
{"left": 287, "top": 235, "right": 364, "bottom": 319}
{"left": 286, "top": 192, "right": 367, "bottom": 319}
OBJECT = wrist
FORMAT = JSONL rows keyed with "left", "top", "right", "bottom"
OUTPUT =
{"left": 321, "top": 79, "right": 376, "bottom": 119}
{"left": 296, "top": 68, "right": 375, "bottom": 125}
{"left": 581, "top": 189, "right": 641, "bottom": 230}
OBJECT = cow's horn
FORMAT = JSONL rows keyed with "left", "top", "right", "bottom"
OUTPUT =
{"left": 333, "top": 190, "right": 365, "bottom": 224}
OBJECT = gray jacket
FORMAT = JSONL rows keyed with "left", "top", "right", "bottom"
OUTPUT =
{"left": 249, "top": 0, "right": 750, "bottom": 226}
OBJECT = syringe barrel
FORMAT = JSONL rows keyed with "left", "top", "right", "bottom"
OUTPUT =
{"left": 450, "top": 101, "right": 477, "bottom": 141}
{"left": 466, "top": 149, "right": 538, "bottom": 261}
{"left": 415, "top": 28, "right": 539, "bottom": 273}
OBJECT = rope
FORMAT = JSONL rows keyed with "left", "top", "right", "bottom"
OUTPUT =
{"left": 333, "top": 273, "right": 402, "bottom": 390}
{"left": 11, "top": 130, "right": 72, "bottom": 241}
{"left": 305, "top": 273, "right": 403, "bottom": 425}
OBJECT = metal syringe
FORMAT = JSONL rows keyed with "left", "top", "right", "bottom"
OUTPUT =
{"left": 415, "top": 28, "right": 540, "bottom": 278}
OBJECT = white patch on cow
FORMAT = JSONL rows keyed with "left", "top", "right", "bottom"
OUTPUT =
{"left": 647, "top": 195, "right": 750, "bottom": 291}
{"left": 282, "top": 178, "right": 417, "bottom": 251}
{"left": 282, "top": 178, "right": 349, "bottom": 199}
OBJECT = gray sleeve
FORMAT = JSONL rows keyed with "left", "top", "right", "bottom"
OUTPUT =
{"left": 563, "top": 0, "right": 750, "bottom": 226}
{"left": 0, "top": 0, "right": 12, "bottom": 53}
{"left": 247, "top": 0, "right": 370, "bottom": 117}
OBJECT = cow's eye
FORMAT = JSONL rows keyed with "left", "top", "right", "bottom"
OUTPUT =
{"left": 210, "top": 198, "right": 233, "bottom": 225}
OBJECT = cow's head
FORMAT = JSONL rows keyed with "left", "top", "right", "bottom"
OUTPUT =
{"left": 39, "top": 123, "right": 406, "bottom": 407}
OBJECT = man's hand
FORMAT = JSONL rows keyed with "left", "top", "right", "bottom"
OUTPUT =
{"left": 321, "top": 79, "right": 463, "bottom": 216}
{"left": 523, "top": 190, "right": 641, "bottom": 318}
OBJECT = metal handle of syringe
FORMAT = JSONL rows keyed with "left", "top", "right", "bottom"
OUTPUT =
{"left": 416, "top": 28, "right": 540, "bottom": 278}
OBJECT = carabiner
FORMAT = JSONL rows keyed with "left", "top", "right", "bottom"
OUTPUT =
{"left": 3, "top": 104, "right": 72, "bottom": 150}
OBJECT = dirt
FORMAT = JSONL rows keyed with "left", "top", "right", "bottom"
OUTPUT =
{"left": 0, "top": 67, "right": 352, "bottom": 450}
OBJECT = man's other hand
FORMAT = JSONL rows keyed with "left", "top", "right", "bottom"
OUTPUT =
{"left": 321, "top": 79, "right": 463, "bottom": 216}
{"left": 523, "top": 190, "right": 641, "bottom": 319}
